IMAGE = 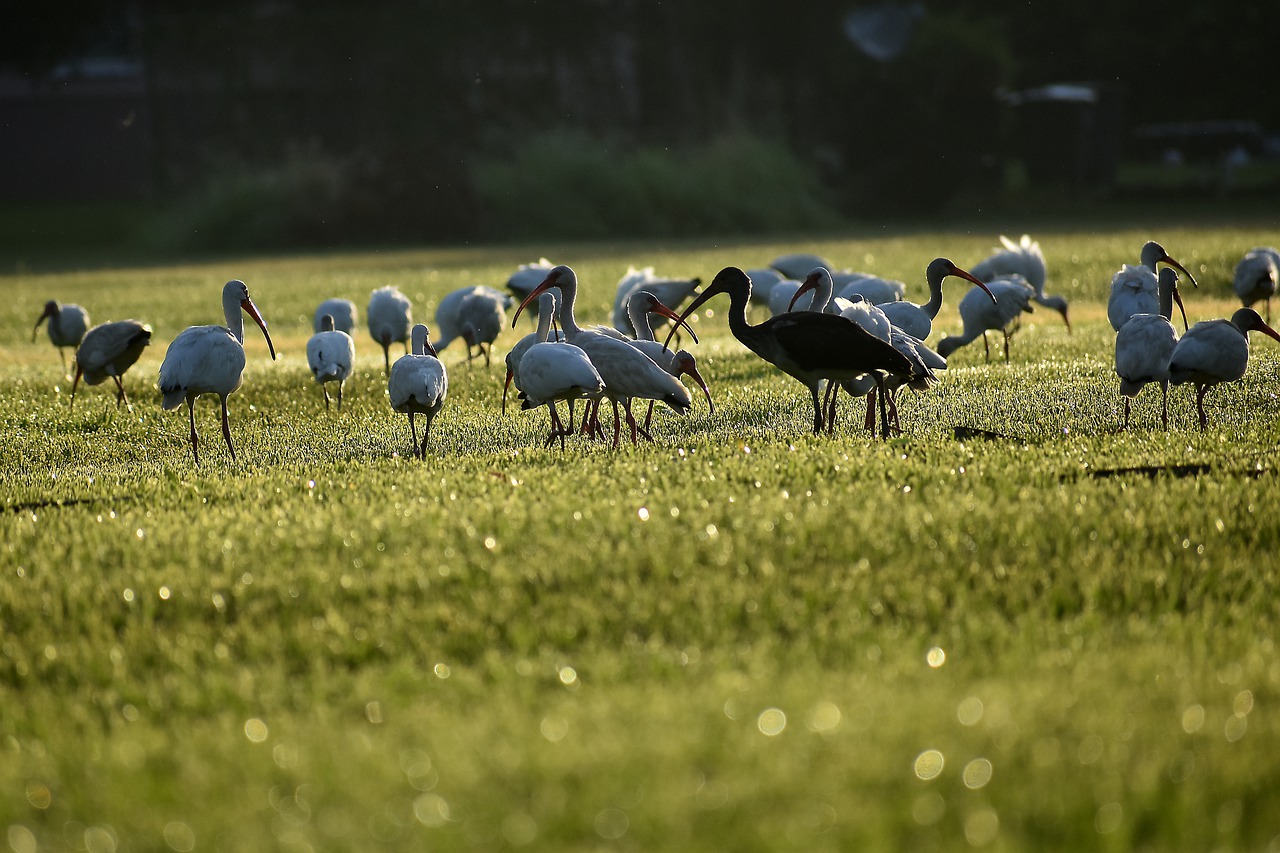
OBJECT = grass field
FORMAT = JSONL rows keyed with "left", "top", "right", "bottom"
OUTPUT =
{"left": 3, "top": 221, "right": 1280, "bottom": 851}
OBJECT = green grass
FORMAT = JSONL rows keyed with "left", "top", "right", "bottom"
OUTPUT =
{"left": 3, "top": 223, "right": 1280, "bottom": 851}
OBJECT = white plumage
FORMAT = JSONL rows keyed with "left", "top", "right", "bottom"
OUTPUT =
{"left": 972, "top": 235, "right": 1070, "bottom": 331}
{"left": 307, "top": 314, "right": 356, "bottom": 410}
{"left": 388, "top": 324, "right": 448, "bottom": 458}
{"left": 367, "top": 286, "right": 413, "bottom": 373}
{"left": 770, "top": 252, "right": 833, "bottom": 280}
{"left": 1109, "top": 241, "right": 1197, "bottom": 332}
{"left": 512, "top": 265, "right": 693, "bottom": 448}
{"left": 1233, "top": 247, "right": 1278, "bottom": 321}
{"left": 314, "top": 298, "right": 357, "bottom": 334}
{"left": 611, "top": 265, "right": 701, "bottom": 337}
{"left": 937, "top": 277, "right": 1035, "bottom": 362}
{"left": 159, "top": 279, "right": 277, "bottom": 464}
{"left": 1115, "top": 268, "right": 1183, "bottom": 429}
{"left": 878, "top": 258, "right": 993, "bottom": 341}
{"left": 1169, "top": 307, "right": 1280, "bottom": 430}
{"left": 33, "top": 299, "right": 90, "bottom": 373}
{"left": 503, "top": 291, "right": 564, "bottom": 415}
{"left": 835, "top": 273, "right": 906, "bottom": 305}
{"left": 514, "top": 294, "right": 605, "bottom": 449}
{"left": 506, "top": 258, "right": 556, "bottom": 311}
{"left": 625, "top": 290, "right": 714, "bottom": 431}
{"left": 434, "top": 285, "right": 511, "bottom": 364}
{"left": 70, "top": 319, "right": 152, "bottom": 409}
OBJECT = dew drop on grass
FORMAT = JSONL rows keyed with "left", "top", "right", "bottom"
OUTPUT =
{"left": 926, "top": 647, "right": 946, "bottom": 668}
{"left": 757, "top": 708, "right": 786, "bottom": 736}
{"left": 914, "top": 749, "right": 944, "bottom": 780}
{"left": 244, "top": 718, "right": 268, "bottom": 743}
{"left": 637, "top": 507, "right": 649, "bottom": 521}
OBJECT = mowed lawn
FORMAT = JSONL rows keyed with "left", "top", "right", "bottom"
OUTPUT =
{"left": 3, "top": 223, "right": 1280, "bottom": 851}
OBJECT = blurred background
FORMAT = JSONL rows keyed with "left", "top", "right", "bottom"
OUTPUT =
{"left": 3, "top": 0, "right": 1278, "bottom": 257}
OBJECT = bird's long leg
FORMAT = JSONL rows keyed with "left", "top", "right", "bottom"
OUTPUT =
{"left": 409, "top": 412, "right": 420, "bottom": 457}
{"left": 889, "top": 388, "right": 902, "bottom": 434}
{"left": 1196, "top": 385, "right": 1210, "bottom": 431}
{"left": 623, "top": 400, "right": 640, "bottom": 445}
{"left": 1123, "top": 397, "right": 1131, "bottom": 430}
{"left": 863, "top": 389, "right": 876, "bottom": 437}
{"left": 186, "top": 397, "right": 201, "bottom": 466}
{"left": 112, "top": 375, "right": 132, "bottom": 411}
{"left": 808, "top": 383, "right": 824, "bottom": 434}
{"left": 383, "top": 344, "right": 391, "bottom": 375}
{"left": 337, "top": 380, "right": 344, "bottom": 411}
{"left": 59, "top": 348, "right": 69, "bottom": 376}
{"left": 220, "top": 396, "right": 237, "bottom": 461}
{"left": 982, "top": 332, "right": 990, "bottom": 362}
{"left": 420, "top": 417, "right": 433, "bottom": 458}
{"left": 69, "top": 366, "right": 84, "bottom": 410}
{"left": 875, "top": 375, "right": 891, "bottom": 439}
{"left": 1160, "top": 381, "right": 1169, "bottom": 430}
{"left": 581, "top": 400, "right": 594, "bottom": 438}
{"left": 1003, "top": 330, "right": 1011, "bottom": 362}
{"left": 611, "top": 399, "right": 622, "bottom": 449}
{"left": 643, "top": 400, "right": 656, "bottom": 433}
{"left": 566, "top": 399, "right": 577, "bottom": 436}
{"left": 482, "top": 345, "right": 491, "bottom": 368}
{"left": 323, "top": 385, "right": 331, "bottom": 411}
{"left": 821, "top": 380, "right": 837, "bottom": 435}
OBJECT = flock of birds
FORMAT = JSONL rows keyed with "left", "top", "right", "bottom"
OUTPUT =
{"left": 29, "top": 237, "right": 1280, "bottom": 462}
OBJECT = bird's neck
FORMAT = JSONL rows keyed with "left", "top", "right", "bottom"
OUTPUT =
{"left": 923, "top": 279, "right": 944, "bottom": 320}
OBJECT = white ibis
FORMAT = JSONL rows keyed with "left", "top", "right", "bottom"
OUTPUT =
{"left": 669, "top": 267, "right": 914, "bottom": 435}
{"left": 611, "top": 266, "right": 701, "bottom": 337}
{"left": 314, "top": 298, "right": 357, "bottom": 334}
{"left": 1169, "top": 307, "right": 1280, "bottom": 430}
{"left": 744, "top": 267, "right": 784, "bottom": 306}
{"left": 1115, "top": 268, "right": 1185, "bottom": 429}
{"left": 936, "top": 277, "right": 1035, "bottom": 362}
{"left": 503, "top": 291, "right": 564, "bottom": 415}
{"left": 625, "top": 290, "right": 715, "bottom": 431}
{"left": 512, "top": 265, "right": 692, "bottom": 448}
{"left": 434, "top": 285, "right": 511, "bottom": 365}
{"left": 388, "top": 324, "right": 448, "bottom": 458}
{"left": 307, "top": 314, "right": 356, "bottom": 410}
{"left": 970, "top": 234, "right": 1070, "bottom": 332}
{"left": 780, "top": 267, "right": 856, "bottom": 316}
{"left": 69, "top": 320, "right": 152, "bottom": 410}
{"left": 770, "top": 252, "right": 833, "bottom": 280}
{"left": 1108, "top": 241, "right": 1198, "bottom": 332}
{"left": 159, "top": 279, "right": 276, "bottom": 464}
{"left": 368, "top": 286, "right": 413, "bottom": 373}
{"left": 767, "top": 278, "right": 807, "bottom": 316}
{"left": 1233, "top": 247, "right": 1278, "bottom": 321}
{"left": 33, "top": 299, "right": 90, "bottom": 373}
{"left": 513, "top": 296, "right": 606, "bottom": 449}
{"left": 878, "top": 258, "right": 993, "bottom": 340}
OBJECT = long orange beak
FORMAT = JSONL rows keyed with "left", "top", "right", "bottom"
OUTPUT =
{"left": 787, "top": 273, "right": 822, "bottom": 312}
{"left": 512, "top": 272, "right": 560, "bottom": 328}
{"left": 950, "top": 265, "right": 998, "bottom": 305}
{"left": 683, "top": 361, "right": 714, "bottom": 413}
{"left": 242, "top": 298, "right": 277, "bottom": 360}
{"left": 664, "top": 286, "right": 720, "bottom": 350}
{"left": 646, "top": 300, "right": 699, "bottom": 349}
{"left": 1160, "top": 253, "right": 1199, "bottom": 289}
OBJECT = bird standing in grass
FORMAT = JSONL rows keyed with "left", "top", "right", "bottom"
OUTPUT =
{"left": 1108, "top": 241, "right": 1197, "bottom": 332}
{"left": 1169, "top": 307, "right": 1280, "bottom": 430}
{"left": 1233, "top": 247, "right": 1278, "bottom": 322}
{"left": 971, "top": 234, "right": 1071, "bottom": 332}
{"left": 1115, "top": 268, "right": 1184, "bottom": 430}
{"left": 307, "top": 314, "right": 355, "bottom": 411}
{"left": 70, "top": 320, "right": 152, "bottom": 410}
{"left": 937, "top": 277, "right": 1036, "bottom": 363}
{"left": 389, "top": 324, "right": 448, "bottom": 458}
{"left": 314, "top": 298, "right": 357, "bottom": 334}
{"left": 33, "top": 299, "right": 90, "bottom": 374}
{"left": 159, "top": 280, "right": 276, "bottom": 464}
{"left": 368, "top": 286, "right": 413, "bottom": 374}
{"left": 434, "top": 285, "right": 511, "bottom": 366}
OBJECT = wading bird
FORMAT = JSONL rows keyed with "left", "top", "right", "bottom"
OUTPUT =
{"left": 1108, "top": 241, "right": 1197, "bottom": 332}
{"left": 388, "top": 324, "right": 448, "bottom": 458}
{"left": 159, "top": 280, "right": 276, "bottom": 464}
{"left": 513, "top": 293, "right": 605, "bottom": 449}
{"left": 307, "top": 314, "right": 355, "bottom": 410}
{"left": 1169, "top": 307, "right": 1280, "bottom": 430}
{"left": 971, "top": 234, "right": 1071, "bottom": 333}
{"left": 513, "top": 265, "right": 693, "bottom": 448}
{"left": 611, "top": 266, "right": 701, "bottom": 339}
{"left": 367, "top": 286, "right": 413, "bottom": 374}
{"left": 936, "top": 277, "right": 1036, "bottom": 363}
{"left": 878, "top": 258, "right": 993, "bottom": 341}
{"left": 33, "top": 299, "right": 90, "bottom": 373}
{"left": 434, "top": 285, "right": 511, "bottom": 365}
{"left": 625, "top": 290, "right": 714, "bottom": 431}
{"left": 1115, "top": 268, "right": 1185, "bottom": 429}
{"left": 669, "top": 267, "right": 914, "bottom": 435}
{"left": 314, "top": 298, "right": 357, "bottom": 334}
{"left": 1233, "top": 247, "right": 1278, "bottom": 322}
{"left": 69, "top": 320, "right": 152, "bottom": 410}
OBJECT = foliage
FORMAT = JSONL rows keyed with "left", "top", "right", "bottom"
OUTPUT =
{"left": 3, "top": 222, "right": 1280, "bottom": 850}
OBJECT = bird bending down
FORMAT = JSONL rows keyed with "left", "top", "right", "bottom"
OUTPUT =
{"left": 514, "top": 293, "right": 606, "bottom": 449}
{"left": 1233, "top": 247, "right": 1278, "bottom": 322}
{"left": 971, "top": 234, "right": 1071, "bottom": 332}
{"left": 159, "top": 280, "right": 277, "bottom": 464}
{"left": 1115, "top": 268, "right": 1185, "bottom": 429}
{"left": 625, "top": 290, "right": 714, "bottom": 433}
{"left": 611, "top": 266, "right": 701, "bottom": 338}
{"left": 70, "top": 320, "right": 152, "bottom": 410}
{"left": 388, "top": 324, "right": 448, "bottom": 458}
{"left": 1108, "top": 241, "right": 1198, "bottom": 332}
{"left": 669, "top": 267, "right": 915, "bottom": 435}
{"left": 314, "top": 298, "right": 357, "bottom": 334}
{"left": 937, "top": 277, "right": 1035, "bottom": 362}
{"left": 1168, "top": 307, "right": 1280, "bottom": 430}
{"left": 368, "top": 286, "right": 413, "bottom": 374}
{"left": 307, "top": 314, "right": 356, "bottom": 410}
{"left": 33, "top": 299, "right": 90, "bottom": 374}
{"left": 512, "top": 265, "right": 693, "bottom": 449}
